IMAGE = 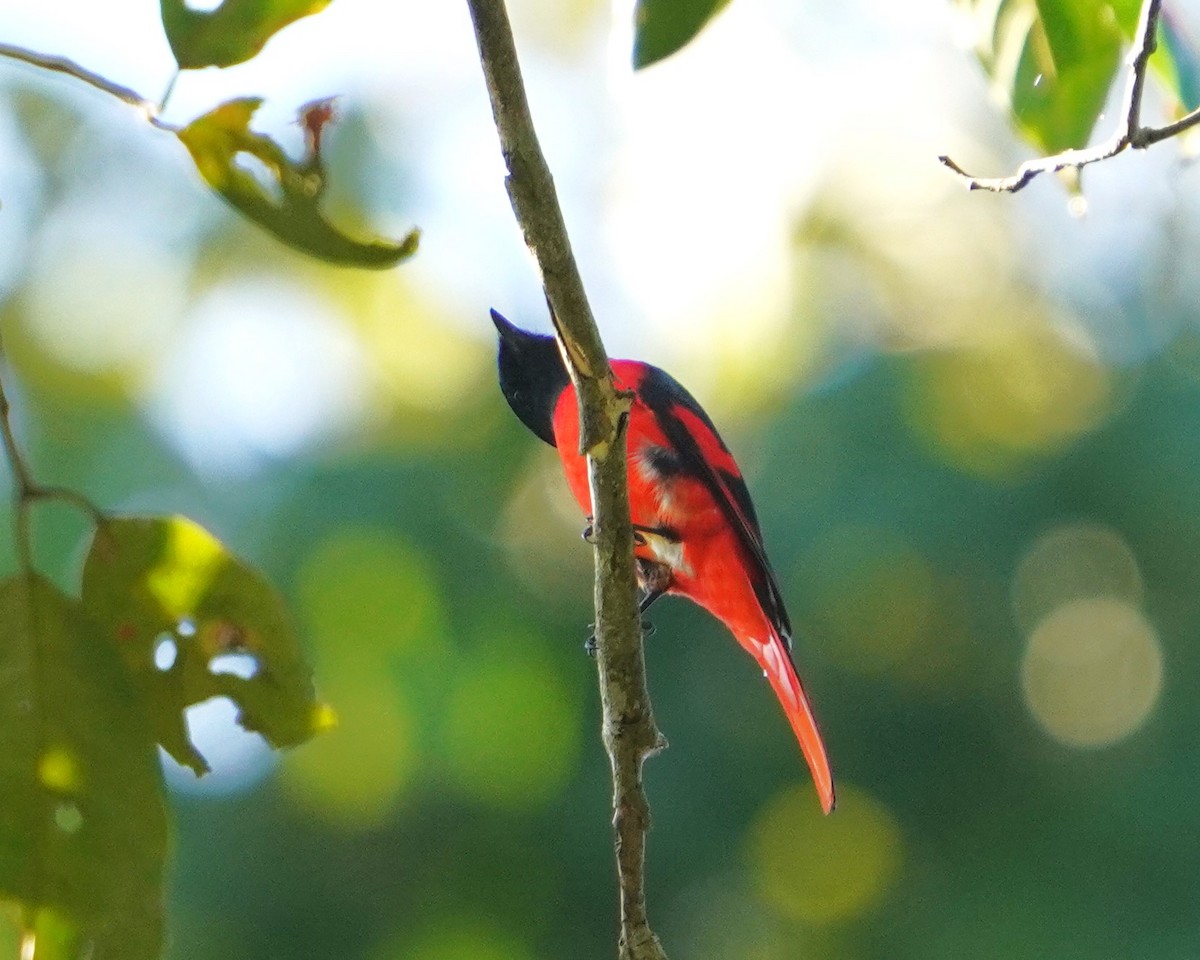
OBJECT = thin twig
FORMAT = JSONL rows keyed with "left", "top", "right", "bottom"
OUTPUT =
{"left": 464, "top": 2, "right": 668, "bottom": 958}
{"left": 1133, "top": 103, "right": 1200, "bottom": 146}
{"left": 25, "top": 486, "right": 107, "bottom": 527}
{"left": 940, "top": 0, "right": 1195, "bottom": 192}
{"left": 0, "top": 377, "right": 36, "bottom": 498}
{"left": 0, "top": 42, "right": 177, "bottom": 131}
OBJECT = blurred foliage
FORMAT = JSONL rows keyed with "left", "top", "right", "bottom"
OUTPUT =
{"left": 958, "top": 0, "right": 1200, "bottom": 156}
{"left": 633, "top": 0, "right": 731, "bottom": 69}
{"left": 81, "top": 514, "right": 331, "bottom": 775}
{"left": 178, "top": 99, "right": 420, "bottom": 269}
{"left": 160, "top": 0, "right": 333, "bottom": 69}
{"left": 0, "top": 511, "right": 324, "bottom": 956}
{"left": 962, "top": 0, "right": 1129, "bottom": 154}
{"left": 0, "top": 575, "right": 166, "bottom": 960}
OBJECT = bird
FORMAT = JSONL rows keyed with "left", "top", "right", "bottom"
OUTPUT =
{"left": 492, "top": 309, "right": 835, "bottom": 814}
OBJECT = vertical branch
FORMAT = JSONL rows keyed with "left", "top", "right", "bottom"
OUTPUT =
{"left": 464, "top": 2, "right": 668, "bottom": 958}
{"left": 1115, "top": 0, "right": 1161, "bottom": 136}
{"left": 588, "top": 446, "right": 669, "bottom": 960}
{"left": 0, "top": 364, "right": 38, "bottom": 574}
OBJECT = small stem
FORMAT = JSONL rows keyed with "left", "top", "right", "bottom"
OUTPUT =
{"left": 26, "top": 486, "right": 107, "bottom": 528}
{"left": 159, "top": 69, "right": 181, "bottom": 115}
{"left": 1134, "top": 103, "right": 1200, "bottom": 146}
{"left": 0, "top": 365, "right": 34, "bottom": 574}
{"left": 0, "top": 356, "right": 106, "bottom": 574}
{"left": 0, "top": 42, "right": 178, "bottom": 132}
{"left": 14, "top": 507, "right": 33, "bottom": 578}
{"left": 0, "top": 374, "right": 35, "bottom": 498}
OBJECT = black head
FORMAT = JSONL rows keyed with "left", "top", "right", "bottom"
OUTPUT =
{"left": 491, "top": 309, "right": 569, "bottom": 447}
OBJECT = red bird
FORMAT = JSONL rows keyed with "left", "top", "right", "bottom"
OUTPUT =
{"left": 492, "top": 310, "right": 835, "bottom": 814}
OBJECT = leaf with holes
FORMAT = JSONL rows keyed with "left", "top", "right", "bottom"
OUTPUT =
{"left": 633, "top": 0, "right": 731, "bottom": 68}
{"left": 177, "top": 98, "right": 419, "bottom": 268}
{"left": 161, "top": 0, "right": 333, "bottom": 69}
{"left": 0, "top": 575, "right": 167, "bottom": 960}
{"left": 81, "top": 515, "right": 332, "bottom": 776}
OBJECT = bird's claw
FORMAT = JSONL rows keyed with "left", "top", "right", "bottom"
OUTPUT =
{"left": 584, "top": 618, "right": 654, "bottom": 657}
{"left": 581, "top": 519, "right": 595, "bottom": 543}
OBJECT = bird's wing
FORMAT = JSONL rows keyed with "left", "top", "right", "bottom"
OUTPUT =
{"left": 633, "top": 365, "right": 794, "bottom": 646}
{"left": 630, "top": 364, "right": 835, "bottom": 814}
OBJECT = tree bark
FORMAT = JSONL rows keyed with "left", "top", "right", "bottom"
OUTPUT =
{"left": 464, "top": 3, "right": 668, "bottom": 957}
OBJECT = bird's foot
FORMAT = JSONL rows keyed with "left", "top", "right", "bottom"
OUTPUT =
{"left": 584, "top": 618, "right": 655, "bottom": 657}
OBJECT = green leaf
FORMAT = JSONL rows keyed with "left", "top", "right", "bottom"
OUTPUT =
{"left": 0, "top": 575, "right": 167, "bottom": 960}
{"left": 81, "top": 515, "right": 333, "bottom": 776}
{"left": 633, "top": 0, "right": 732, "bottom": 69}
{"left": 964, "top": 0, "right": 1200, "bottom": 156}
{"left": 161, "top": 0, "right": 333, "bottom": 70}
{"left": 177, "top": 98, "right": 419, "bottom": 269}
{"left": 963, "top": 0, "right": 1125, "bottom": 154}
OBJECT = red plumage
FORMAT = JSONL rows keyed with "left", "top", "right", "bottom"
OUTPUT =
{"left": 494, "top": 312, "right": 835, "bottom": 814}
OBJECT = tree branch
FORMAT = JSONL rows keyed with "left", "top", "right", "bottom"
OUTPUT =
{"left": 0, "top": 366, "right": 37, "bottom": 575}
{"left": 464, "top": 3, "right": 668, "bottom": 958}
{"left": 939, "top": 0, "right": 1195, "bottom": 192}
{"left": 0, "top": 42, "right": 176, "bottom": 130}
{"left": 0, "top": 354, "right": 106, "bottom": 575}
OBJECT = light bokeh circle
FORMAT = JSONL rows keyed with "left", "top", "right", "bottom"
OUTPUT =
{"left": 1022, "top": 597, "right": 1163, "bottom": 749}
{"left": 747, "top": 782, "right": 903, "bottom": 925}
{"left": 1013, "top": 523, "right": 1143, "bottom": 636}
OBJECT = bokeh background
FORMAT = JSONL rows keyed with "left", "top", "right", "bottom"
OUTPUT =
{"left": 3, "top": 0, "right": 1200, "bottom": 957}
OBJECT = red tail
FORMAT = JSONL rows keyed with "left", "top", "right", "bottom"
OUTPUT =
{"left": 752, "top": 630, "right": 836, "bottom": 814}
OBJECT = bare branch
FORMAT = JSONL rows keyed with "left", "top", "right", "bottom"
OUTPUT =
{"left": 1118, "top": 0, "right": 1162, "bottom": 134}
{"left": 1133, "top": 103, "right": 1200, "bottom": 146}
{"left": 464, "top": 2, "right": 668, "bottom": 959}
{"left": 0, "top": 42, "right": 176, "bottom": 130}
{"left": 940, "top": 0, "right": 1196, "bottom": 193}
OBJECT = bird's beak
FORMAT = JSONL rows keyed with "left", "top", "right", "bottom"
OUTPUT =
{"left": 490, "top": 308, "right": 519, "bottom": 340}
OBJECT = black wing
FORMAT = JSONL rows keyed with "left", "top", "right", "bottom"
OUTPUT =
{"left": 636, "top": 365, "right": 794, "bottom": 647}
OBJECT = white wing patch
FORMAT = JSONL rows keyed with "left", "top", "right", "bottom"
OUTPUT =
{"left": 633, "top": 446, "right": 692, "bottom": 575}
{"left": 633, "top": 446, "right": 679, "bottom": 521}
{"left": 641, "top": 530, "right": 691, "bottom": 577}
